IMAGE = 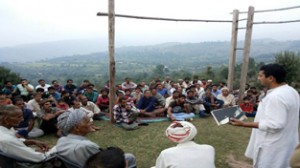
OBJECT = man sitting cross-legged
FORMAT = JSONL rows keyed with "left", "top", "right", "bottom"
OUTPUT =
{"left": 37, "top": 100, "right": 65, "bottom": 136}
{"left": 202, "top": 88, "right": 224, "bottom": 113}
{"left": 165, "top": 90, "right": 179, "bottom": 109}
{"left": 56, "top": 109, "right": 137, "bottom": 168}
{"left": 114, "top": 97, "right": 140, "bottom": 130}
{"left": 137, "top": 90, "right": 164, "bottom": 117}
{"left": 27, "top": 92, "right": 42, "bottom": 117}
{"left": 185, "top": 90, "right": 209, "bottom": 118}
{"left": 167, "top": 94, "right": 195, "bottom": 121}
{"left": 157, "top": 83, "right": 169, "bottom": 98}
{"left": 151, "top": 87, "right": 166, "bottom": 108}
{"left": 96, "top": 89, "right": 109, "bottom": 112}
{"left": 0, "top": 105, "right": 56, "bottom": 165}
{"left": 16, "top": 79, "right": 34, "bottom": 102}
{"left": 14, "top": 97, "right": 44, "bottom": 138}
{"left": 79, "top": 96, "right": 102, "bottom": 120}
{"left": 83, "top": 85, "right": 98, "bottom": 103}
{"left": 217, "top": 87, "right": 236, "bottom": 108}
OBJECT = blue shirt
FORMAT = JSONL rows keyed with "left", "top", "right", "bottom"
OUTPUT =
{"left": 64, "top": 84, "right": 77, "bottom": 94}
{"left": 84, "top": 91, "right": 99, "bottom": 103}
{"left": 157, "top": 88, "right": 168, "bottom": 97}
{"left": 137, "top": 96, "right": 156, "bottom": 112}
{"left": 43, "top": 91, "right": 61, "bottom": 101}
{"left": 2, "top": 85, "right": 16, "bottom": 95}
{"left": 212, "top": 90, "right": 221, "bottom": 97}
{"left": 17, "top": 108, "right": 34, "bottom": 137}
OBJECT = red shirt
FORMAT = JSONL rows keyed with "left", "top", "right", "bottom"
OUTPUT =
{"left": 240, "top": 103, "right": 254, "bottom": 113}
{"left": 57, "top": 104, "right": 69, "bottom": 110}
{"left": 96, "top": 96, "right": 109, "bottom": 106}
{"left": 0, "top": 99, "right": 12, "bottom": 105}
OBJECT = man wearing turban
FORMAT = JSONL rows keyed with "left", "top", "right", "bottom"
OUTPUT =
{"left": 56, "top": 109, "right": 136, "bottom": 168}
{"left": 155, "top": 121, "right": 215, "bottom": 168}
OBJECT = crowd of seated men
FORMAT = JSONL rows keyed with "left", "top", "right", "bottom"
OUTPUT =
{"left": 0, "top": 76, "right": 270, "bottom": 167}
{"left": 0, "top": 77, "right": 264, "bottom": 131}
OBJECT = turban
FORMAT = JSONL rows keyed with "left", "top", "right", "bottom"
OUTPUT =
{"left": 221, "top": 87, "right": 229, "bottom": 91}
{"left": 57, "top": 109, "right": 86, "bottom": 134}
{"left": 165, "top": 121, "right": 197, "bottom": 144}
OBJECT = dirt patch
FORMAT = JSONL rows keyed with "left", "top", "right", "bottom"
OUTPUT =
{"left": 226, "top": 154, "right": 252, "bottom": 168}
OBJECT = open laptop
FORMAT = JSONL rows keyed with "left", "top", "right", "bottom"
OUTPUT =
{"left": 211, "top": 105, "right": 246, "bottom": 126}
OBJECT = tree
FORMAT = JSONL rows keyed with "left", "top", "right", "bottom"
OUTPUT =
{"left": 0, "top": 66, "right": 22, "bottom": 84}
{"left": 205, "top": 66, "right": 215, "bottom": 79}
{"left": 275, "top": 51, "right": 300, "bottom": 88}
{"left": 153, "top": 64, "right": 165, "bottom": 77}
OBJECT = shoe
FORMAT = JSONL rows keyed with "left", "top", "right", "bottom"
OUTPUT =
{"left": 199, "top": 111, "right": 209, "bottom": 118}
{"left": 138, "top": 123, "right": 149, "bottom": 126}
{"left": 184, "top": 118, "right": 193, "bottom": 122}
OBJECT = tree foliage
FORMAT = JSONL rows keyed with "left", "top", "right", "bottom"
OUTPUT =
{"left": 0, "top": 66, "right": 22, "bottom": 84}
{"left": 275, "top": 51, "right": 300, "bottom": 88}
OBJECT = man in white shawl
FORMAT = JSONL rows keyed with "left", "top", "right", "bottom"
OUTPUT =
{"left": 155, "top": 121, "right": 215, "bottom": 168}
{"left": 230, "top": 64, "right": 300, "bottom": 168}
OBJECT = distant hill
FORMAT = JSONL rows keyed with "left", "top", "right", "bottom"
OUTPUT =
{"left": 0, "top": 38, "right": 108, "bottom": 62}
{"left": 1, "top": 38, "right": 300, "bottom": 63}
{"left": 1, "top": 39, "right": 300, "bottom": 86}
{"left": 41, "top": 39, "right": 300, "bottom": 66}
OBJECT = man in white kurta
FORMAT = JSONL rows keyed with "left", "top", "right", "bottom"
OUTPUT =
{"left": 230, "top": 64, "right": 300, "bottom": 168}
{"left": 245, "top": 84, "right": 299, "bottom": 167}
{"left": 0, "top": 105, "right": 56, "bottom": 163}
{"left": 0, "top": 126, "right": 54, "bottom": 162}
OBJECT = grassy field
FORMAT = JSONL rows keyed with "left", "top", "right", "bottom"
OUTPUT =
{"left": 37, "top": 116, "right": 258, "bottom": 168}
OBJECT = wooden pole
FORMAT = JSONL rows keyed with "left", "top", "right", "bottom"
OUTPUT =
{"left": 238, "top": 6, "right": 254, "bottom": 104}
{"left": 227, "top": 10, "right": 239, "bottom": 92}
{"left": 108, "top": 0, "right": 116, "bottom": 123}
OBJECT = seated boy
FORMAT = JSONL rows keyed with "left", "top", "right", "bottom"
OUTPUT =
{"left": 240, "top": 96, "right": 256, "bottom": 117}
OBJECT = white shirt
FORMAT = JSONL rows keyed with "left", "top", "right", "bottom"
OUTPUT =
{"left": 0, "top": 126, "right": 55, "bottom": 162}
{"left": 16, "top": 84, "right": 34, "bottom": 96}
{"left": 69, "top": 107, "right": 94, "bottom": 121}
{"left": 80, "top": 101, "right": 101, "bottom": 114}
{"left": 35, "top": 84, "right": 51, "bottom": 92}
{"left": 155, "top": 141, "right": 215, "bottom": 168}
{"left": 27, "top": 99, "right": 41, "bottom": 112}
{"left": 217, "top": 94, "right": 236, "bottom": 106}
{"left": 245, "top": 84, "right": 300, "bottom": 168}
{"left": 165, "top": 96, "right": 175, "bottom": 108}
{"left": 121, "top": 82, "right": 137, "bottom": 90}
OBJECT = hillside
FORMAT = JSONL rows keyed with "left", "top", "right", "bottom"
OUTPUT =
{"left": 0, "top": 38, "right": 108, "bottom": 62}
{"left": 1, "top": 39, "right": 300, "bottom": 86}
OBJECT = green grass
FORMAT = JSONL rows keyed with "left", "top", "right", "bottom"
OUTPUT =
{"left": 38, "top": 117, "right": 254, "bottom": 168}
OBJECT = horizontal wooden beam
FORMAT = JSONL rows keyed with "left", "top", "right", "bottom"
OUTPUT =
{"left": 97, "top": 12, "right": 232, "bottom": 23}
{"left": 254, "top": 19, "right": 300, "bottom": 24}
{"left": 233, "top": 5, "right": 300, "bottom": 14}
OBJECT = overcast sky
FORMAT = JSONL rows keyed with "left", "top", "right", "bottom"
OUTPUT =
{"left": 0, "top": 0, "right": 299, "bottom": 48}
